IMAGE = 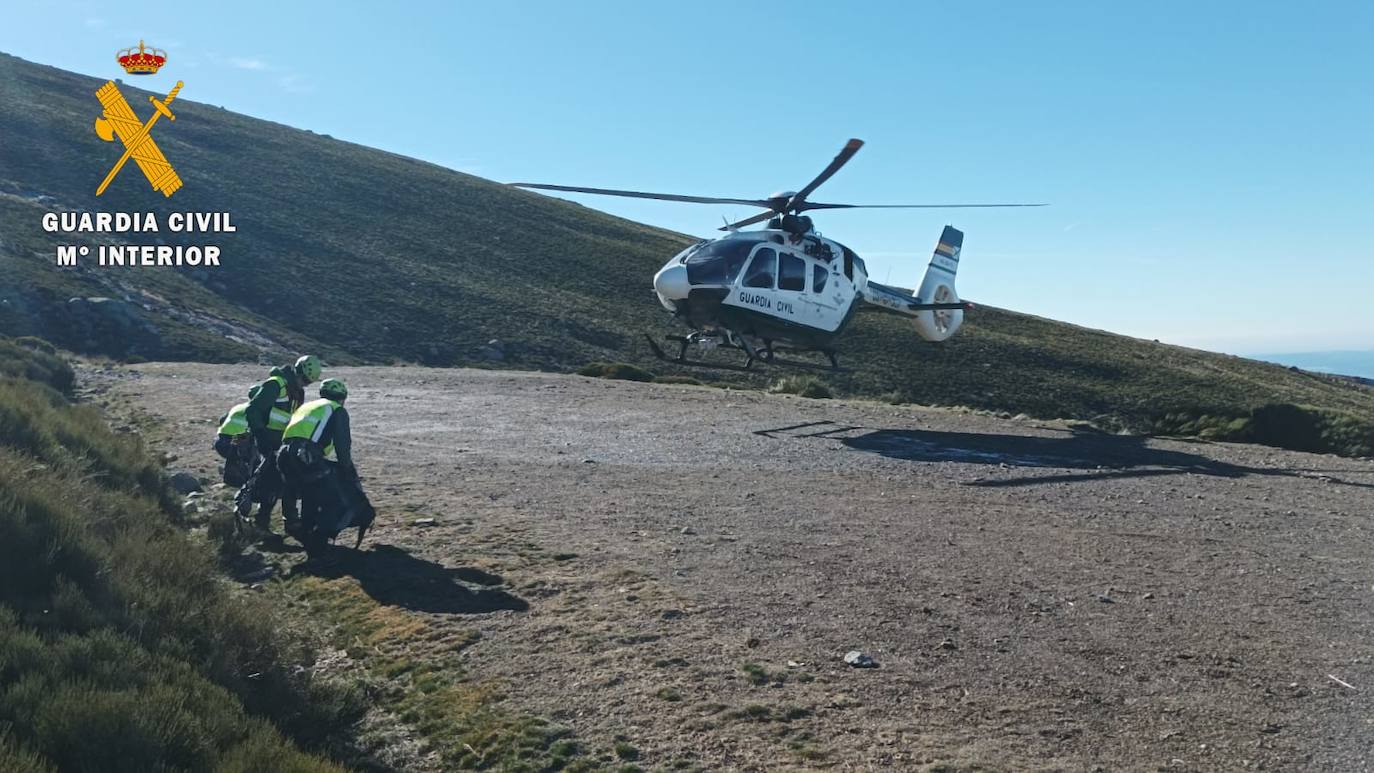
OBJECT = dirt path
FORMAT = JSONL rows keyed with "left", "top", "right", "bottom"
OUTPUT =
{"left": 89, "top": 363, "right": 1374, "bottom": 771}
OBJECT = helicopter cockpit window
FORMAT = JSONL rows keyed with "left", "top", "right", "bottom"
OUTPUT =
{"left": 742, "top": 247, "right": 777, "bottom": 289}
{"left": 812, "top": 264, "right": 828, "bottom": 294}
{"left": 778, "top": 253, "right": 806, "bottom": 292}
{"left": 675, "top": 241, "right": 707, "bottom": 264}
{"left": 684, "top": 239, "right": 754, "bottom": 285}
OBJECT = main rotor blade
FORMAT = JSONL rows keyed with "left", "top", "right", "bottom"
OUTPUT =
{"left": 786, "top": 138, "right": 864, "bottom": 210}
{"left": 509, "top": 182, "right": 771, "bottom": 209}
{"left": 718, "top": 210, "right": 777, "bottom": 231}
{"left": 798, "top": 201, "right": 1049, "bottom": 211}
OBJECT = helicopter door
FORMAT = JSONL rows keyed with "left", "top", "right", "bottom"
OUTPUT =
{"left": 730, "top": 246, "right": 778, "bottom": 318}
{"left": 811, "top": 255, "right": 849, "bottom": 332}
{"left": 774, "top": 251, "right": 810, "bottom": 326}
{"left": 806, "top": 260, "right": 838, "bottom": 331}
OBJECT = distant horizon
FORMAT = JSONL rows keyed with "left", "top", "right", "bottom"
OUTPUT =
{"left": 1247, "top": 349, "right": 1374, "bottom": 380}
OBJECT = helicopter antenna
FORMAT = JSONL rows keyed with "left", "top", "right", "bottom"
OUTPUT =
{"left": 722, "top": 215, "right": 736, "bottom": 232}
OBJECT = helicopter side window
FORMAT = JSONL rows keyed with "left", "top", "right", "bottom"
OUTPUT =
{"left": 812, "top": 264, "right": 828, "bottom": 294}
{"left": 742, "top": 247, "right": 777, "bottom": 289}
{"left": 778, "top": 253, "right": 806, "bottom": 292}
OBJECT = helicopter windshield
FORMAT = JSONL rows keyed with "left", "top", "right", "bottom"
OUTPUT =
{"left": 684, "top": 238, "right": 757, "bottom": 286}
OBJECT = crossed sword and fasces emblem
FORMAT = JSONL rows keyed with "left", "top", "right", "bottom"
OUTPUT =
{"left": 93, "top": 80, "right": 184, "bottom": 196}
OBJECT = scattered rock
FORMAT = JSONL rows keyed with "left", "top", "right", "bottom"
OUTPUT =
{"left": 1097, "top": 594, "right": 1117, "bottom": 604}
{"left": 477, "top": 339, "right": 506, "bottom": 361}
{"left": 660, "top": 609, "right": 685, "bottom": 620}
{"left": 413, "top": 517, "right": 436, "bottom": 527}
{"left": 582, "top": 458, "right": 597, "bottom": 464}
{"left": 844, "top": 650, "right": 879, "bottom": 668}
{"left": 938, "top": 638, "right": 958, "bottom": 651}
{"left": 65, "top": 296, "right": 161, "bottom": 354}
{"left": 168, "top": 471, "right": 202, "bottom": 494}
{"left": 680, "top": 526, "right": 695, "bottom": 535}
{"left": 240, "top": 566, "right": 275, "bottom": 583}
{"left": 183, "top": 501, "right": 199, "bottom": 515}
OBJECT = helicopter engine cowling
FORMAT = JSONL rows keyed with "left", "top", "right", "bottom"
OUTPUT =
{"left": 912, "top": 226, "right": 965, "bottom": 342}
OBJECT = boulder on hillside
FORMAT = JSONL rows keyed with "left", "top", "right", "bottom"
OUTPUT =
{"left": 168, "top": 470, "right": 202, "bottom": 494}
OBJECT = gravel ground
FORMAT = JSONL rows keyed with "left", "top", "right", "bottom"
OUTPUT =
{"left": 88, "top": 363, "right": 1374, "bottom": 771}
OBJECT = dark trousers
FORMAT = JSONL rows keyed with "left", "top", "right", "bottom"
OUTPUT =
{"left": 277, "top": 439, "right": 374, "bottom": 550}
{"left": 237, "top": 439, "right": 297, "bottom": 528}
{"left": 278, "top": 440, "right": 341, "bottom": 549}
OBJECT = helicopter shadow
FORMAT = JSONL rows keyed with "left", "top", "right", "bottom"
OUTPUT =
{"left": 294, "top": 543, "right": 529, "bottom": 614}
{"left": 756, "top": 421, "right": 1374, "bottom": 490}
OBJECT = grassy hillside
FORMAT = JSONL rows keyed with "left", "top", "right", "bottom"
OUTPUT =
{"left": 2, "top": 51, "right": 1371, "bottom": 453}
{"left": 0, "top": 338, "right": 353, "bottom": 771}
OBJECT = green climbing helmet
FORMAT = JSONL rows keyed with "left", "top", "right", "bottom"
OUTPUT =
{"left": 294, "top": 354, "right": 322, "bottom": 384}
{"left": 319, "top": 378, "right": 348, "bottom": 401}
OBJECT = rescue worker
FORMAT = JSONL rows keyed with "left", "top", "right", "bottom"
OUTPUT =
{"left": 235, "top": 354, "right": 322, "bottom": 532}
{"left": 277, "top": 378, "right": 372, "bottom": 553}
{"left": 214, "top": 388, "right": 258, "bottom": 487}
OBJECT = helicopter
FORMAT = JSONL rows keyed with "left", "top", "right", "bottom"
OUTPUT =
{"left": 511, "top": 139, "right": 1042, "bottom": 371}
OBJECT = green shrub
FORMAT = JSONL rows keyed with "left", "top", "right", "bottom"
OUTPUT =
{"left": 1149, "top": 403, "right": 1374, "bottom": 457}
{"left": 0, "top": 338, "right": 74, "bottom": 395}
{"left": 0, "top": 350, "right": 350, "bottom": 771}
{"left": 0, "top": 730, "right": 53, "bottom": 773}
{"left": 13, "top": 337, "right": 57, "bottom": 356}
{"left": 769, "top": 375, "right": 833, "bottom": 399}
{"left": 577, "top": 362, "right": 657, "bottom": 382}
{"left": 1250, "top": 403, "right": 1374, "bottom": 457}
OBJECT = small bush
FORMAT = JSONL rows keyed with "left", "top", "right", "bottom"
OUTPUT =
{"left": 654, "top": 375, "right": 703, "bottom": 386}
{"left": 1250, "top": 403, "right": 1374, "bottom": 457}
{"left": 576, "top": 362, "right": 607, "bottom": 377}
{"left": 0, "top": 338, "right": 74, "bottom": 395}
{"left": 614, "top": 741, "right": 640, "bottom": 761}
{"left": 1148, "top": 403, "right": 1374, "bottom": 457}
{"left": 577, "top": 362, "right": 656, "bottom": 382}
{"left": 769, "top": 375, "right": 833, "bottom": 399}
{"left": 13, "top": 337, "right": 57, "bottom": 356}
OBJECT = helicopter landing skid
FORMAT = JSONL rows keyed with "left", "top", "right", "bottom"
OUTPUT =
{"left": 644, "top": 334, "right": 848, "bottom": 373}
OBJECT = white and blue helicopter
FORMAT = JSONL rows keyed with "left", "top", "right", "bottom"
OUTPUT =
{"left": 513, "top": 139, "right": 1042, "bottom": 370}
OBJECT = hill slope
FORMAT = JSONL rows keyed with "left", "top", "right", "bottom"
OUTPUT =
{"left": 2, "top": 51, "right": 1371, "bottom": 444}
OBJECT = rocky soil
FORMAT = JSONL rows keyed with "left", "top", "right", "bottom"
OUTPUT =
{"left": 87, "top": 363, "right": 1374, "bottom": 771}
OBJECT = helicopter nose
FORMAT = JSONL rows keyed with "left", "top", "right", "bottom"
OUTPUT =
{"left": 653, "top": 263, "right": 690, "bottom": 303}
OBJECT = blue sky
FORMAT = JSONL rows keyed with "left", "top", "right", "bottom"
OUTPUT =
{"left": 3, "top": 1, "right": 1371, "bottom": 354}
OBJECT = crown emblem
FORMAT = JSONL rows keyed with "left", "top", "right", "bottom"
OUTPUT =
{"left": 117, "top": 40, "right": 167, "bottom": 75}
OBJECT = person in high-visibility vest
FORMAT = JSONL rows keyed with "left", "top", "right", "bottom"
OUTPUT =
{"left": 235, "top": 354, "right": 323, "bottom": 533}
{"left": 277, "top": 378, "right": 373, "bottom": 552}
{"left": 214, "top": 387, "right": 259, "bottom": 487}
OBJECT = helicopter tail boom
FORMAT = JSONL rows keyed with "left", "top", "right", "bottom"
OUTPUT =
{"left": 859, "top": 226, "right": 967, "bottom": 341}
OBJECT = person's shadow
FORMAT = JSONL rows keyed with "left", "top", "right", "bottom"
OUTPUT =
{"left": 296, "top": 544, "right": 529, "bottom": 614}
